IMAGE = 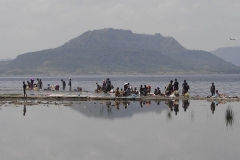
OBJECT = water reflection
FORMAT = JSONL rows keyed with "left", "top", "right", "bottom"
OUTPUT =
{"left": 23, "top": 105, "right": 26, "bottom": 116}
{"left": 174, "top": 99, "right": 179, "bottom": 115}
{"left": 165, "top": 100, "right": 173, "bottom": 111}
{"left": 166, "top": 110, "right": 172, "bottom": 121}
{"left": 210, "top": 102, "right": 216, "bottom": 114}
{"left": 70, "top": 100, "right": 194, "bottom": 120}
{"left": 182, "top": 100, "right": 190, "bottom": 112}
{"left": 69, "top": 100, "right": 239, "bottom": 130}
{"left": 225, "top": 105, "right": 235, "bottom": 129}
{"left": 71, "top": 100, "right": 168, "bottom": 119}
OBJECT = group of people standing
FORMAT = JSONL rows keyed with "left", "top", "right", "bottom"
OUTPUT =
{"left": 60, "top": 79, "right": 72, "bottom": 91}
{"left": 96, "top": 78, "right": 114, "bottom": 93}
{"left": 163, "top": 79, "right": 190, "bottom": 96}
{"left": 22, "top": 77, "right": 227, "bottom": 99}
{"left": 23, "top": 78, "right": 73, "bottom": 96}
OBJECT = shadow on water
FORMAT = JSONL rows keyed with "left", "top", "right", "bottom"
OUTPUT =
{"left": 225, "top": 105, "right": 234, "bottom": 129}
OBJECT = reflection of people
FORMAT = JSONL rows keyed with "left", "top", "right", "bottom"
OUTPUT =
{"left": 182, "top": 100, "right": 190, "bottom": 112}
{"left": 166, "top": 100, "right": 173, "bottom": 111}
{"left": 23, "top": 105, "right": 26, "bottom": 116}
{"left": 140, "top": 101, "right": 143, "bottom": 108}
{"left": 115, "top": 101, "right": 120, "bottom": 110}
{"left": 174, "top": 99, "right": 179, "bottom": 115}
{"left": 123, "top": 102, "right": 129, "bottom": 109}
{"left": 211, "top": 102, "right": 215, "bottom": 114}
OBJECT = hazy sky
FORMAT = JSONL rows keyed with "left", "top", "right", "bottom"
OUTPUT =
{"left": 0, "top": 0, "right": 240, "bottom": 59}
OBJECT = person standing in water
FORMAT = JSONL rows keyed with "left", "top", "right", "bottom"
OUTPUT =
{"left": 61, "top": 79, "right": 66, "bottom": 91}
{"left": 23, "top": 81, "right": 27, "bottom": 97}
{"left": 174, "top": 79, "right": 179, "bottom": 91}
{"left": 210, "top": 83, "right": 215, "bottom": 96}
{"left": 68, "top": 78, "right": 72, "bottom": 91}
{"left": 182, "top": 80, "right": 189, "bottom": 95}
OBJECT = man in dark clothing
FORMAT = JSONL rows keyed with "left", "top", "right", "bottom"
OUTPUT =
{"left": 23, "top": 81, "right": 27, "bottom": 97}
{"left": 68, "top": 78, "right": 72, "bottom": 91}
{"left": 105, "top": 78, "right": 111, "bottom": 92}
{"left": 140, "top": 85, "right": 144, "bottom": 95}
{"left": 30, "top": 78, "right": 34, "bottom": 90}
{"left": 166, "top": 80, "right": 173, "bottom": 95}
{"left": 182, "top": 80, "right": 189, "bottom": 95}
{"left": 174, "top": 79, "right": 179, "bottom": 91}
{"left": 61, "top": 79, "right": 66, "bottom": 91}
{"left": 210, "top": 83, "right": 215, "bottom": 96}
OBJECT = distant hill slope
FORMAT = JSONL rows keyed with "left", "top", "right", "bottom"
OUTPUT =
{"left": 211, "top": 46, "right": 240, "bottom": 66}
{"left": 1, "top": 28, "right": 239, "bottom": 75}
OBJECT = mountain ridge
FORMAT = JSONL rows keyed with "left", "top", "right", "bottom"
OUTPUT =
{"left": 211, "top": 46, "right": 240, "bottom": 66}
{"left": 1, "top": 28, "right": 239, "bottom": 75}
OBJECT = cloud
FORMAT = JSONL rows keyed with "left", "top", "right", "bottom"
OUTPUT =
{"left": 0, "top": 0, "right": 240, "bottom": 58}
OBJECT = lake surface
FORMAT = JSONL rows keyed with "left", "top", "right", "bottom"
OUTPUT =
{"left": 0, "top": 74, "right": 240, "bottom": 97}
{"left": 0, "top": 100, "right": 240, "bottom": 160}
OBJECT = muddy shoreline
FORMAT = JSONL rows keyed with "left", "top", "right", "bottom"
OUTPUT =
{"left": 1, "top": 94, "right": 240, "bottom": 102}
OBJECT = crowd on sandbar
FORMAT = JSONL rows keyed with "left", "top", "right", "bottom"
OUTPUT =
{"left": 94, "top": 78, "right": 190, "bottom": 98}
{"left": 22, "top": 77, "right": 233, "bottom": 99}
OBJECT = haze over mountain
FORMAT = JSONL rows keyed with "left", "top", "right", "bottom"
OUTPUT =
{"left": 211, "top": 46, "right": 240, "bottom": 66}
{"left": 0, "top": 28, "right": 239, "bottom": 75}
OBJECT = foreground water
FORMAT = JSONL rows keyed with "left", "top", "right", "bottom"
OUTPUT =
{"left": 1, "top": 74, "right": 240, "bottom": 97}
{"left": 0, "top": 100, "right": 240, "bottom": 160}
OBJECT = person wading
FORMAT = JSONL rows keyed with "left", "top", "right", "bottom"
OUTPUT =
{"left": 23, "top": 81, "right": 27, "bottom": 97}
{"left": 210, "top": 83, "right": 215, "bottom": 96}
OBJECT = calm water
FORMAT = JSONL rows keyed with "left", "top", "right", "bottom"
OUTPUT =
{"left": 0, "top": 100, "right": 240, "bottom": 160}
{"left": 0, "top": 74, "right": 240, "bottom": 96}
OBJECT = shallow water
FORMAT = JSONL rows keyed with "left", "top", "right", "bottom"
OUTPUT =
{"left": 0, "top": 74, "right": 240, "bottom": 97}
{"left": 0, "top": 100, "right": 240, "bottom": 160}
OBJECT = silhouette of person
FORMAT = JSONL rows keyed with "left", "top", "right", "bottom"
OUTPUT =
{"left": 115, "top": 101, "right": 120, "bottom": 110}
{"left": 174, "top": 99, "right": 179, "bottom": 115}
{"left": 166, "top": 100, "right": 173, "bottom": 111}
{"left": 210, "top": 83, "right": 215, "bottom": 96}
{"left": 211, "top": 102, "right": 215, "bottom": 114}
{"left": 23, "top": 81, "right": 27, "bottom": 97}
{"left": 139, "top": 101, "right": 144, "bottom": 108}
{"left": 123, "top": 102, "right": 129, "bottom": 109}
{"left": 68, "top": 78, "right": 72, "bottom": 91}
{"left": 174, "top": 79, "right": 179, "bottom": 91}
{"left": 23, "top": 105, "right": 26, "bottom": 116}
{"left": 182, "top": 100, "right": 190, "bottom": 112}
{"left": 61, "top": 79, "right": 66, "bottom": 91}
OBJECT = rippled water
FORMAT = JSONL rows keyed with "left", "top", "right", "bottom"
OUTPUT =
{"left": 0, "top": 74, "right": 240, "bottom": 96}
{"left": 0, "top": 100, "right": 240, "bottom": 160}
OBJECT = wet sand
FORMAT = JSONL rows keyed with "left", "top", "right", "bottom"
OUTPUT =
{"left": 0, "top": 93, "right": 240, "bottom": 102}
